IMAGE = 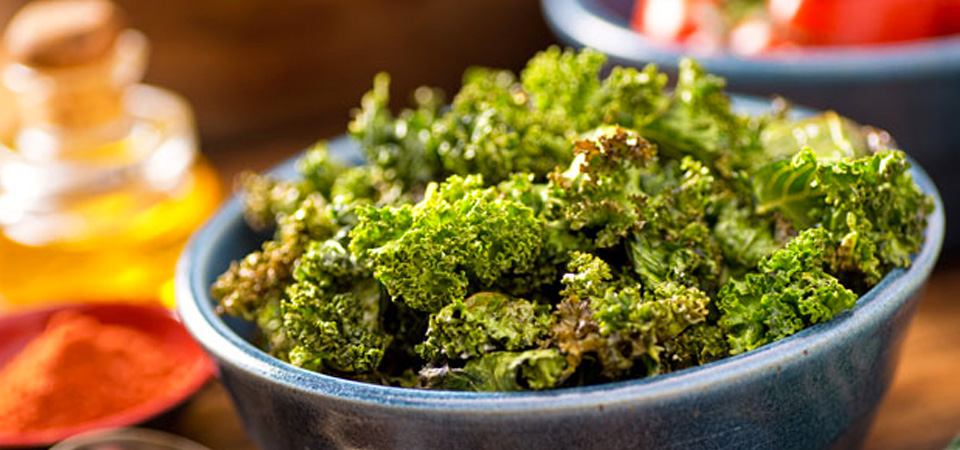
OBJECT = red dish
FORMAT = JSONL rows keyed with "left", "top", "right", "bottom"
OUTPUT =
{"left": 0, "top": 303, "right": 215, "bottom": 448}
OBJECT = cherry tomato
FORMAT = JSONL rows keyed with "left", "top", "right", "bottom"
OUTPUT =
{"left": 767, "top": 0, "right": 938, "bottom": 45}
{"left": 631, "top": 0, "right": 725, "bottom": 51}
{"left": 935, "top": 0, "right": 960, "bottom": 35}
{"left": 728, "top": 15, "right": 795, "bottom": 56}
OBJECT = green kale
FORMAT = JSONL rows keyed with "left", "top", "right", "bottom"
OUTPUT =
{"left": 281, "top": 240, "right": 387, "bottom": 373}
{"left": 298, "top": 142, "right": 350, "bottom": 200}
{"left": 754, "top": 149, "right": 933, "bottom": 286}
{"left": 590, "top": 64, "right": 668, "bottom": 129}
{"left": 417, "top": 292, "right": 553, "bottom": 362}
{"left": 236, "top": 172, "right": 310, "bottom": 232}
{"left": 216, "top": 48, "right": 933, "bottom": 392}
{"left": 718, "top": 228, "right": 858, "bottom": 354}
{"left": 626, "top": 157, "right": 725, "bottom": 292}
{"left": 349, "top": 175, "right": 543, "bottom": 312}
{"left": 348, "top": 73, "right": 444, "bottom": 188}
{"left": 494, "top": 173, "right": 593, "bottom": 300}
{"left": 760, "top": 111, "right": 872, "bottom": 163}
{"left": 639, "top": 58, "right": 763, "bottom": 176}
{"left": 713, "top": 198, "right": 782, "bottom": 269}
{"left": 661, "top": 323, "right": 730, "bottom": 372}
{"left": 236, "top": 143, "right": 347, "bottom": 231}
{"left": 211, "top": 194, "right": 336, "bottom": 321}
{"left": 431, "top": 67, "right": 575, "bottom": 184}
{"left": 552, "top": 252, "right": 711, "bottom": 379}
{"left": 420, "top": 349, "right": 568, "bottom": 392}
{"left": 520, "top": 46, "right": 606, "bottom": 130}
{"left": 550, "top": 127, "right": 658, "bottom": 247}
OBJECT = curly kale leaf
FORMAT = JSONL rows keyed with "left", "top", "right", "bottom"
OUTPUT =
{"left": 713, "top": 198, "right": 782, "bottom": 269}
{"left": 350, "top": 174, "right": 543, "bottom": 312}
{"left": 718, "top": 228, "right": 858, "bottom": 354}
{"left": 297, "top": 142, "right": 350, "bottom": 200}
{"left": 237, "top": 143, "right": 348, "bottom": 231}
{"left": 639, "top": 58, "right": 763, "bottom": 176}
{"left": 237, "top": 172, "right": 311, "bottom": 232}
{"left": 493, "top": 173, "right": 593, "bottom": 300}
{"left": 416, "top": 292, "right": 553, "bottom": 362}
{"left": 520, "top": 46, "right": 606, "bottom": 130}
{"left": 626, "top": 157, "right": 726, "bottom": 291}
{"left": 432, "top": 67, "right": 576, "bottom": 184}
{"left": 348, "top": 73, "right": 445, "bottom": 188}
{"left": 419, "top": 349, "right": 568, "bottom": 392}
{"left": 661, "top": 323, "right": 729, "bottom": 372}
{"left": 281, "top": 240, "right": 387, "bottom": 373}
{"left": 522, "top": 47, "right": 669, "bottom": 132}
{"left": 327, "top": 165, "right": 413, "bottom": 206}
{"left": 591, "top": 64, "right": 669, "bottom": 129}
{"left": 550, "top": 127, "right": 658, "bottom": 247}
{"left": 754, "top": 149, "right": 933, "bottom": 285}
{"left": 552, "top": 252, "right": 711, "bottom": 379}
{"left": 212, "top": 195, "right": 337, "bottom": 320}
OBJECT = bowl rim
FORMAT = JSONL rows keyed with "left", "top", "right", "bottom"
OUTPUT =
{"left": 176, "top": 95, "right": 945, "bottom": 413}
{"left": 541, "top": 0, "right": 960, "bottom": 81}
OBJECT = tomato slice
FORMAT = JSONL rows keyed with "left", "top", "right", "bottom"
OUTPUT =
{"left": 768, "top": 0, "right": 939, "bottom": 45}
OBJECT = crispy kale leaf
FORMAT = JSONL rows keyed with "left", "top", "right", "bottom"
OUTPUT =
{"left": 520, "top": 46, "right": 606, "bottom": 130}
{"left": 760, "top": 111, "right": 872, "bottom": 162}
{"left": 718, "top": 228, "right": 858, "bottom": 354}
{"left": 493, "top": 173, "right": 593, "bottom": 300}
{"left": 348, "top": 73, "right": 444, "bottom": 188}
{"left": 754, "top": 149, "right": 933, "bottom": 286}
{"left": 550, "top": 127, "right": 658, "bottom": 247}
{"left": 552, "top": 252, "right": 711, "bottom": 379}
{"left": 417, "top": 292, "right": 553, "bottom": 362}
{"left": 281, "top": 240, "right": 387, "bottom": 373}
{"left": 430, "top": 67, "right": 576, "bottom": 184}
{"left": 216, "top": 48, "right": 933, "bottom": 392}
{"left": 237, "top": 143, "right": 348, "bottom": 231}
{"left": 420, "top": 349, "right": 568, "bottom": 392}
{"left": 639, "top": 58, "right": 763, "bottom": 176}
{"left": 212, "top": 195, "right": 337, "bottom": 321}
{"left": 661, "top": 323, "right": 729, "bottom": 372}
{"left": 349, "top": 175, "right": 543, "bottom": 312}
{"left": 626, "top": 157, "right": 726, "bottom": 291}
{"left": 713, "top": 198, "right": 782, "bottom": 268}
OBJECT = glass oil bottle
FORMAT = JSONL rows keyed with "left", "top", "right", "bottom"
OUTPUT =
{"left": 0, "top": 0, "right": 221, "bottom": 310}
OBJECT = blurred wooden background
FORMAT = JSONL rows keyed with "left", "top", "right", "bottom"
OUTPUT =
{"left": 2, "top": 2, "right": 958, "bottom": 449}
{"left": 1, "top": 0, "right": 554, "bottom": 168}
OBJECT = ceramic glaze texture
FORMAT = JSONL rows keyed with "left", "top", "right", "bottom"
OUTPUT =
{"left": 177, "top": 97, "right": 944, "bottom": 450}
{"left": 540, "top": 0, "right": 960, "bottom": 248}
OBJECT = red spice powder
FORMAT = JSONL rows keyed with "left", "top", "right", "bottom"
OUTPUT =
{"left": 0, "top": 311, "right": 188, "bottom": 433}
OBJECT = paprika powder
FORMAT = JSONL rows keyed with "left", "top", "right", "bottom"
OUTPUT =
{"left": 0, "top": 311, "right": 190, "bottom": 433}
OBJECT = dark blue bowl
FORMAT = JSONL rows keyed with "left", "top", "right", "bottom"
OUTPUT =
{"left": 177, "top": 97, "right": 944, "bottom": 450}
{"left": 541, "top": 0, "right": 960, "bottom": 248}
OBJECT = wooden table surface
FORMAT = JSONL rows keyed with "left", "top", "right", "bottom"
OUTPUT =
{"left": 158, "top": 139, "right": 960, "bottom": 450}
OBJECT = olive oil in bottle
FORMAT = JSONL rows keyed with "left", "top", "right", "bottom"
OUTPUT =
{"left": 0, "top": 0, "right": 221, "bottom": 310}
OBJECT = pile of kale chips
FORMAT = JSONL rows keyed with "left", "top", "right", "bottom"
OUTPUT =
{"left": 213, "top": 48, "right": 933, "bottom": 391}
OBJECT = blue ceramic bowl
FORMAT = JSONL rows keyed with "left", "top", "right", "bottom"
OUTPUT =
{"left": 177, "top": 97, "right": 944, "bottom": 450}
{"left": 541, "top": 0, "right": 960, "bottom": 248}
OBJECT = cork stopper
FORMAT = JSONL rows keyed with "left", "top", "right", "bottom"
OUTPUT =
{"left": 1, "top": 0, "right": 144, "bottom": 132}
{"left": 3, "top": 0, "right": 124, "bottom": 68}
